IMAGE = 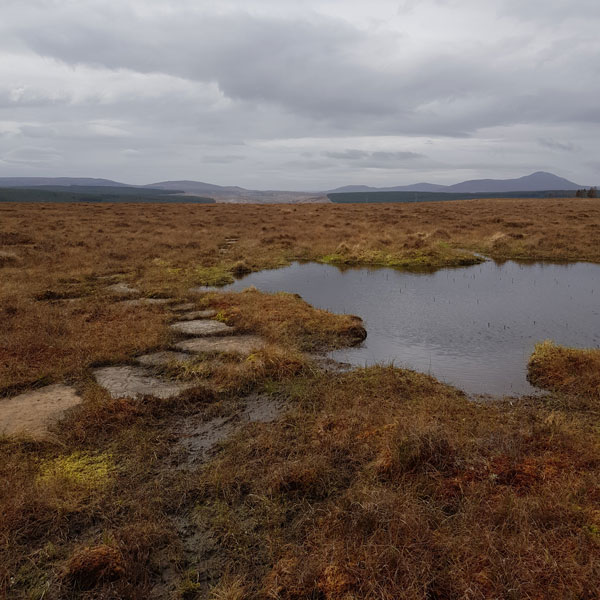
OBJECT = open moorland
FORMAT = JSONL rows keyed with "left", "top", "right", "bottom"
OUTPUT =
{"left": 2, "top": 197, "right": 600, "bottom": 599}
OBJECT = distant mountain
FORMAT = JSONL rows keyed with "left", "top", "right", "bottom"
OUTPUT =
{"left": 328, "top": 172, "right": 581, "bottom": 194}
{"left": 447, "top": 172, "right": 580, "bottom": 193}
{"left": 0, "top": 177, "right": 132, "bottom": 188}
{"left": 0, "top": 171, "right": 583, "bottom": 203}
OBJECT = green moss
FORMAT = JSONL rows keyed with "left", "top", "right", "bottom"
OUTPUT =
{"left": 319, "top": 246, "right": 483, "bottom": 271}
{"left": 37, "top": 451, "right": 116, "bottom": 490}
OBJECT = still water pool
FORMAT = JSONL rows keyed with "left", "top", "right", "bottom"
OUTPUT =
{"left": 223, "top": 260, "right": 600, "bottom": 396}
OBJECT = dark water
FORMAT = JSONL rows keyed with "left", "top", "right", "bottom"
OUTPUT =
{"left": 223, "top": 261, "right": 600, "bottom": 396}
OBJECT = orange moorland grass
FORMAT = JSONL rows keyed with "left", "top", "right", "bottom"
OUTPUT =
{"left": 1, "top": 198, "right": 600, "bottom": 598}
{"left": 195, "top": 367, "right": 600, "bottom": 599}
{"left": 2, "top": 197, "right": 600, "bottom": 393}
{"left": 528, "top": 340, "right": 600, "bottom": 403}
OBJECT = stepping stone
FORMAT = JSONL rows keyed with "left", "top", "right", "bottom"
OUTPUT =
{"left": 170, "top": 320, "right": 233, "bottom": 336}
{"left": 0, "top": 384, "right": 82, "bottom": 440}
{"left": 107, "top": 282, "right": 139, "bottom": 296}
{"left": 178, "top": 309, "right": 217, "bottom": 321}
{"left": 171, "top": 303, "right": 196, "bottom": 312}
{"left": 93, "top": 366, "right": 193, "bottom": 399}
{"left": 120, "top": 298, "right": 173, "bottom": 307}
{"left": 174, "top": 335, "right": 266, "bottom": 356}
{"left": 136, "top": 351, "right": 193, "bottom": 367}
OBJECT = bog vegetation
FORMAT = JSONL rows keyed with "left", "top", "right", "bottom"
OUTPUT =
{"left": 1, "top": 197, "right": 600, "bottom": 598}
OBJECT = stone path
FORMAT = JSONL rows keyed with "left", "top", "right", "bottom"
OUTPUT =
{"left": 170, "top": 320, "right": 233, "bottom": 336}
{"left": 107, "top": 282, "right": 140, "bottom": 295}
{"left": 136, "top": 351, "right": 193, "bottom": 368}
{"left": 174, "top": 335, "right": 266, "bottom": 355}
{"left": 176, "top": 309, "right": 217, "bottom": 321}
{"left": 0, "top": 384, "right": 82, "bottom": 440}
{"left": 1, "top": 277, "right": 293, "bottom": 445}
{"left": 93, "top": 366, "right": 195, "bottom": 400}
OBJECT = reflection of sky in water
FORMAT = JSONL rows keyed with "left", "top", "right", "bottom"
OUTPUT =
{"left": 223, "top": 261, "right": 600, "bottom": 396}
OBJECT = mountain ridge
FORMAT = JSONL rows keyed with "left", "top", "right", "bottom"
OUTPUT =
{"left": 0, "top": 171, "right": 587, "bottom": 202}
{"left": 327, "top": 172, "right": 582, "bottom": 194}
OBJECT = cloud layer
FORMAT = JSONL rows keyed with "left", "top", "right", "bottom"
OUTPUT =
{"left": 0, "top": 0, "right": 598, "bottom": 188}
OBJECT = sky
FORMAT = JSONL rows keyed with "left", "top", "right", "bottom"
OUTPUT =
{"left": 0, "top": 0, "right": 598, "bottom": 189}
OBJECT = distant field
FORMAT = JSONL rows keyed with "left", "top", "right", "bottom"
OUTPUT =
{"left": 328, "top": 189, "right": 578, "bottom": 203}
{"left": 0, "top": 186, "right": 215, "bottom": 203}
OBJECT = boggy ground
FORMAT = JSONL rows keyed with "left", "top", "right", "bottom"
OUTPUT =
{"left": 1, "top": 198, "right": 600, "bottom": 598}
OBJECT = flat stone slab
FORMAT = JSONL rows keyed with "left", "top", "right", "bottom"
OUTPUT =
{"left": 171, "top": 303, "right": 196, "bottom": 312}
{"left": 93, "top": 366, "right": 193, "bottom": 399}
{"left": 174, "top": 335, "right": 267, "bottom": 356}
{"left": 0, "top": 384, "right": 82, "bottom": 439}
{"left": 107, "top": 282, "right": 139, "bottom": 295}
{"left": 170, "top": 320, "right": 233, "bottom": 336}
{"left": 178, "top": 309, "right": 217, "bottom": 321}
{"left": 120, "top": 298, "right": 173, "bottom": 307}
{"left": 136, "top": 351, "right": 193, "bottom": 367}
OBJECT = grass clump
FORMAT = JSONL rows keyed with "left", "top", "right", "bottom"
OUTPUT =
{"left": 528, "top": 340, "right": 600, "bottom": 401}
{"left": 197, "top": 366, "right": 600, "bottom": 599}
{"left": 208, "top": 288, "right": 366, "bottom": 351}
{"left": 320, "top": 241, "right": 482, "bottom": 271}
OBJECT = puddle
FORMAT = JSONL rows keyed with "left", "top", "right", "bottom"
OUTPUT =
{"left": 223, "top": 260, "right": 600, "bottom": 396}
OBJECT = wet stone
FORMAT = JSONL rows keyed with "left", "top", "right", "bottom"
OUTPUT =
{"left": 120, "top": 298, "right": 173, "bottom": 307}
{"left": 174, "top": 335, "right": 266, "bottom": 356}
{"left": 171, "top": 303, "right": 196, "bottom": 312}
{"left": 178, "top": 310, "right": 218, "bottom": 321}
{"left": 0, "top": 384, "right": 82, "bottom": 440}
{"left": 107, "top": 282, "right": 139, "bottom": 296}
{"left": 136, "top": 351, "right": 193, "bottom": 367}
{"left": 93, "top": 366, "right": 193, "bottom": 399}
{"left": 170, "top": 320, "right": 233, "bottom": 336}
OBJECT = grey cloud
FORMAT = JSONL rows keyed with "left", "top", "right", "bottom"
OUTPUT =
{"left": 0, "top": 1, "right": 598, "bottom": 187}
{"left": 323, "top": 149, "right": 424, "bottom": 168}
{"left": 538, "top": 138, "right": 576, "bottom": 152}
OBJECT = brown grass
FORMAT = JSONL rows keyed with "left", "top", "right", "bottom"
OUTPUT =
{"left": 2, "top": 198, "right": 600, "bottom": 598}
{"left": 2, "top": 197, "right": 599, "bottom": 393}
{"left": 528, "top": 340, "right": 600, "bottom": 401}
{"left": 197, "top": 368, "right": 600, "bottom": 599}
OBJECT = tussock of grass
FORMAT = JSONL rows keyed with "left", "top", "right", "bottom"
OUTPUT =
{"left": 208, "top": 288, "right": 366, "bottom": 351}
{"left": 320, "top": 241, "right": 482, "bottom": 270}
{"left": 197, "top": 366, "right": 600, "bottom": 599}
{"left": 528, "top": 340, "right": 600, "bottom": 401}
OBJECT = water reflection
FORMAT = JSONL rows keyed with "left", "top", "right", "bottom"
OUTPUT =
{"left": 222, "top": 260, "right": 600, "bottom": 396}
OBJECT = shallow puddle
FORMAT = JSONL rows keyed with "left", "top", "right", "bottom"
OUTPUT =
{"left": 223, "top": 260, "right": 600, "bottom": 396}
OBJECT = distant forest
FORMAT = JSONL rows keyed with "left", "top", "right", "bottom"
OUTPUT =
{"left": 328, "top": 190, "right": 580, "bottom": 203}
{"left": 0, "top": 186, "right": 215, "bottom": 204}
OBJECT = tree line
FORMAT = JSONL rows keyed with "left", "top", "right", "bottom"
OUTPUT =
{"left": 575, "top": 187, "right": 597, "bottom": 198}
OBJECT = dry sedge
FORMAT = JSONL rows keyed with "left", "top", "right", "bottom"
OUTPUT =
{"left": 1, "top": 199, "right": 600, "bottom": 599}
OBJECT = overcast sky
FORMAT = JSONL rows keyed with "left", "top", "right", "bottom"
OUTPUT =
{"left": 0, "top": 0, "right": 598, "bottom": 189}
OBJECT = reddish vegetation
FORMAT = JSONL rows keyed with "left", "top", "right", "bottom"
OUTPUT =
{"left": 62, "top": 545, "right": 125, "bottom": 589}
